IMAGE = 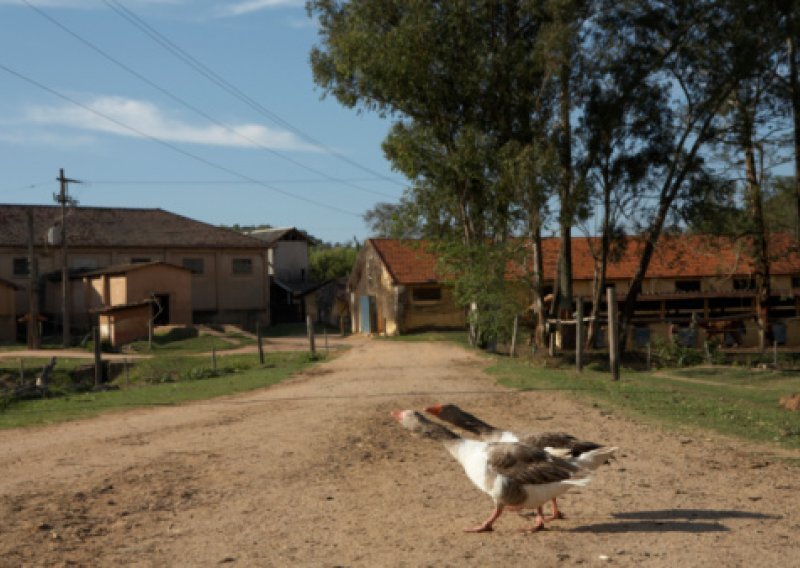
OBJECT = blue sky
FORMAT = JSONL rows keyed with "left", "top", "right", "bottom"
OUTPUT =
{"left": 0, "top": 0, "right": 406, "bottom": 244}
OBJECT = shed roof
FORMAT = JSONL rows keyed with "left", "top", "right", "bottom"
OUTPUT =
{"left": 368, "top": 234, "right": 800, "bottom": 285}
{"left": 80, "top": 261, "right": 191, "bottom": 278}
{"left": 0, "top": 204, "right": 267, "bottom": 249}
{"left": 247, "top": 227, "right": 312, "bottom": 245}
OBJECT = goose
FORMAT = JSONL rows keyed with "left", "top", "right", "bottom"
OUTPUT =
{"left": 391, "top": 409, "right": 590, "bottom": 533}
{"left": 425, "top": 403, "right": 617, "bottom": 520}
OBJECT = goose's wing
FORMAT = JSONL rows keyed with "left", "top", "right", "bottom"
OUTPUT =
{"left": 487, "top": 442, "right": 578, "bottom": 485}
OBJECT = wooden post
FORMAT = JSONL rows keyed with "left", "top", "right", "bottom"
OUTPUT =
{"left": 148, "top": 300, "right": 154, "bottom": 350}
{"left": 510, "top": 315, "right": 519, "bottom": 357}
{"left": 340, "top": 315, "right": 345, "bottom": 337}
{"left": 124, "top": 358, "right": 129, "bottom": 387}
{"left": 93, "top": 325, "right": 102, "bottom": 388}
{"left": 646, "top": 343, "right": 652, "bottom": 371}
{"left": 26, "top": 209, "right": 41, "bottom": 349}
{"left": 211, "top": 341, "right": 217, "bottom": 372}
{"left": 607, "top": 287, "right": 620, "bottom": 381}
{"left": 256, "top": 322, "right": 265, "bottom": 366}
{"left": 306, "top": 315, "right": 316, "bottom": 356}
{"left": 18, "top": 358, "right": 24, "bottom": 384}
{"left": 576, "top": 297, "right": 583, "bottom": 373}
{"left": 548, "top": 327, "right": 555, "bottom": 357}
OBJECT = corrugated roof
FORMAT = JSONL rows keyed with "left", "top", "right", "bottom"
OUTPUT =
{"left": 369, "top": 234, "right": 800, "bottom": 285}
{"left": 0, "top": 204, "right": 267, "bottom": 249}
{"left": 247, "top": 227, "right": 310, "bottom": 244}
{"left": 80, "top": 261, "right": 190, "bottom": 278}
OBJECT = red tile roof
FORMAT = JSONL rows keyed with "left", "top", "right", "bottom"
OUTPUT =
{"left": 369, "top": 234, "right": 800, "bottom": 285}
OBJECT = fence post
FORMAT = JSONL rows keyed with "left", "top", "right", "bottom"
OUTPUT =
{"left": 256, "top": 322, "right": 265, "bottom": 366}
{"left": 211, "top": 341, "right": 217, "bottom": 372}
{"left": 576, "top": 298, "right": 583, "bottom": 373}
{"left": 774, "top": 340, "right": 778, "bottom": 368}
{"left": 510, "top": 315, "right": 519, "bottom": 357}
{"left": 607, "top": 287, "right": 620, "bottom": 381}
{"left": 93, "top": 325, "right": 102, "bottom": 388}
{"left": 646, "top": 343, "right": 652, "bottom": 371}
{"left": 18, "top": 358, "right": 24, "bottom": 384}
{"left": 124, "top": 358, "right": 129, "bottom": 387}
{"left": 307, "top": 315, "right": 316, "bottom": 356}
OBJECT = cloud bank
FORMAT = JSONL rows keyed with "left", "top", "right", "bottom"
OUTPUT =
{"left": 22, "top": 95, "right": 319, "bottom": 151}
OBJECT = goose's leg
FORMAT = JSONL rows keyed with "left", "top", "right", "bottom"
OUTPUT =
{"left": 542, "top": 498, "right": 565, "bottom": 521}
{"left": 520, "top": 509, "right": 546, "bottom": 533}
{"left": 465, "top": 505, "right": 504, "bottom": 533}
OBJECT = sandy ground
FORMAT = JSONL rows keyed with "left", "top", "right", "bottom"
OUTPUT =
{"left": 1, "top": 338, "right": 798, "bottom": 567}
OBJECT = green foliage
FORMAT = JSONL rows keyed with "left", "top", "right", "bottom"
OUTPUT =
{"left": 434, "top": 240, "right": 527, "bottom": 346}
{"left": 309, "top": 245, "right": 357, "bottom": 281}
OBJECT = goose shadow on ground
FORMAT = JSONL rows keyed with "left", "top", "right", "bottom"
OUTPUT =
{"left": 569, "top": 509, "right": 780, "bottom": 534}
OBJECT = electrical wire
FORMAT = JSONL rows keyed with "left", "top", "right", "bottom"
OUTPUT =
{"left": 21, "top": 0, "right": 399, "bottom": 201}
{"left": 0, "top": 62, "right": 361, "bottom": 218}
{"left": 101, "top": 0, "right": 406, "bottom": 191}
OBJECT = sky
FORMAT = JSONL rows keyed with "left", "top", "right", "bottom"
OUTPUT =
{"left": 0, "top": 0, "right": 407, "bottom": 245}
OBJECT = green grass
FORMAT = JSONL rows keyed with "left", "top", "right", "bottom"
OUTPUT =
{"left": 0, "top": 351, "right": 320, "bottom": 429}
{"left": 485, "top": 357, "right": 800, "bottom": 450}
{"left": 124, "top": 328, "right": 255, "bottom": 354}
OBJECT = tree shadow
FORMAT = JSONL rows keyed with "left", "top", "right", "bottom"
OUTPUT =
{"left": 570, "top": 508, "right": 780, "bottom": 534}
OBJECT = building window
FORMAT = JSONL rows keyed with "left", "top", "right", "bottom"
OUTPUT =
{"left": 182, "top": 258, "right": 205, "bottom": 275}
{"left": 131, "top": 257, "right": 150, "bottom": 264}
{"left": 733, "top": 278, "right": 756, "bottom": 290}
{"left": 13, "top": 257, "right": 29, "bottom": 276}
{"left": 412, "top": 287, "right": 442, "bottom": 302}
{"left": 232, "top": 258, "right": 253, "bottom": 275}
{"left": 792, "top": 276, "right": 800, "bottom": 289}
{"left": 675, "top": 280, "right": 701, "bottom": 293}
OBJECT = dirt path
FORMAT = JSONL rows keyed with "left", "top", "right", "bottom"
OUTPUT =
{"left": 1, "top": 340, "right": 798, "bottom": 567}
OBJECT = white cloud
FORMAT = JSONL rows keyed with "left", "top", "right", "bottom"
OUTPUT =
{"left": 217, "top": 0, "right": 304, "bottom": 17}
{"left": 22, "top": 95, "right": 319, "bottom": 151}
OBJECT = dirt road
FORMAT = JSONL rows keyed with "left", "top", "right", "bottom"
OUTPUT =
{"left": 1, "top": 339, "right": 798, "bottom": 567}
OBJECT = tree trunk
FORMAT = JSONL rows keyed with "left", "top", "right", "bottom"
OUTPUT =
{"left": 529, "top": 214, "right": 547, "bottom": 347}
{"left": 557, "top": 59, "right": 573, "bottom": 316}
{"left": 788, "top": 34, "right": 800, "bottom": 241}
{"left": 586, "top": 173, "right": 611, "bottom": 349}
{"left": 744, "top": 141, "right": 770, "bottom": 352}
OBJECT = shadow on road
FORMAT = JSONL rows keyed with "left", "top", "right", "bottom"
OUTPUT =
{"left": 570, "top": 508, "right": 780, "bottom": 534}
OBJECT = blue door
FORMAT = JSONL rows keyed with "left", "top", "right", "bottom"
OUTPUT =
{"left": 359, "top": 296, "right": 372, "bottom": 333}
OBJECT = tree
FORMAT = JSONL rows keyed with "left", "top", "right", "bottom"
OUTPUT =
{"left": 309, "top": 245, "right": 358, "bottom": 282}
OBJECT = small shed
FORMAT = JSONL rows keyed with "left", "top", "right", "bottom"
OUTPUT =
{"left": 0, "top": 278, "right": 18, "bottom": 342}
{"left": 81, "top": 261, "right": 193, "bottom": 327}
{"left": 93, "top": 301, "right": 152, "bottom": 347}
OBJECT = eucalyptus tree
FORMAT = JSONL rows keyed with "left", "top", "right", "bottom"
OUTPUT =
{"left": 593, "top": 1, "right": 742, "bottom": 348}
{"left": 310, "top": 0, "right": 557, "bottom": 343}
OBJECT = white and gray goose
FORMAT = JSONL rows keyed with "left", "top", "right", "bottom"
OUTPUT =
{"left": 391, "top": 409, "right": 591, "bottom": 533}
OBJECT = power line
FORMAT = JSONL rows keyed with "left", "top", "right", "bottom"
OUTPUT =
{"left": 2, "top": 180, "right": 52, "bottom": 194}
{"left": 0, "top": 62, "right": 361, "bottom": 218}
{"left": 85, "top": 178, "right": 392, "bottom": 185}
{"left": 101, "top": 0, "right": 406, "bottom": 189}
{"left": 21, "top": 0, "right": 398, "bottom": 201}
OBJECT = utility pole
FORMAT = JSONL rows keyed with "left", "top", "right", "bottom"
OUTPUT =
{"left": 55, "top": 168, "right": 80, "bottom": 347}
